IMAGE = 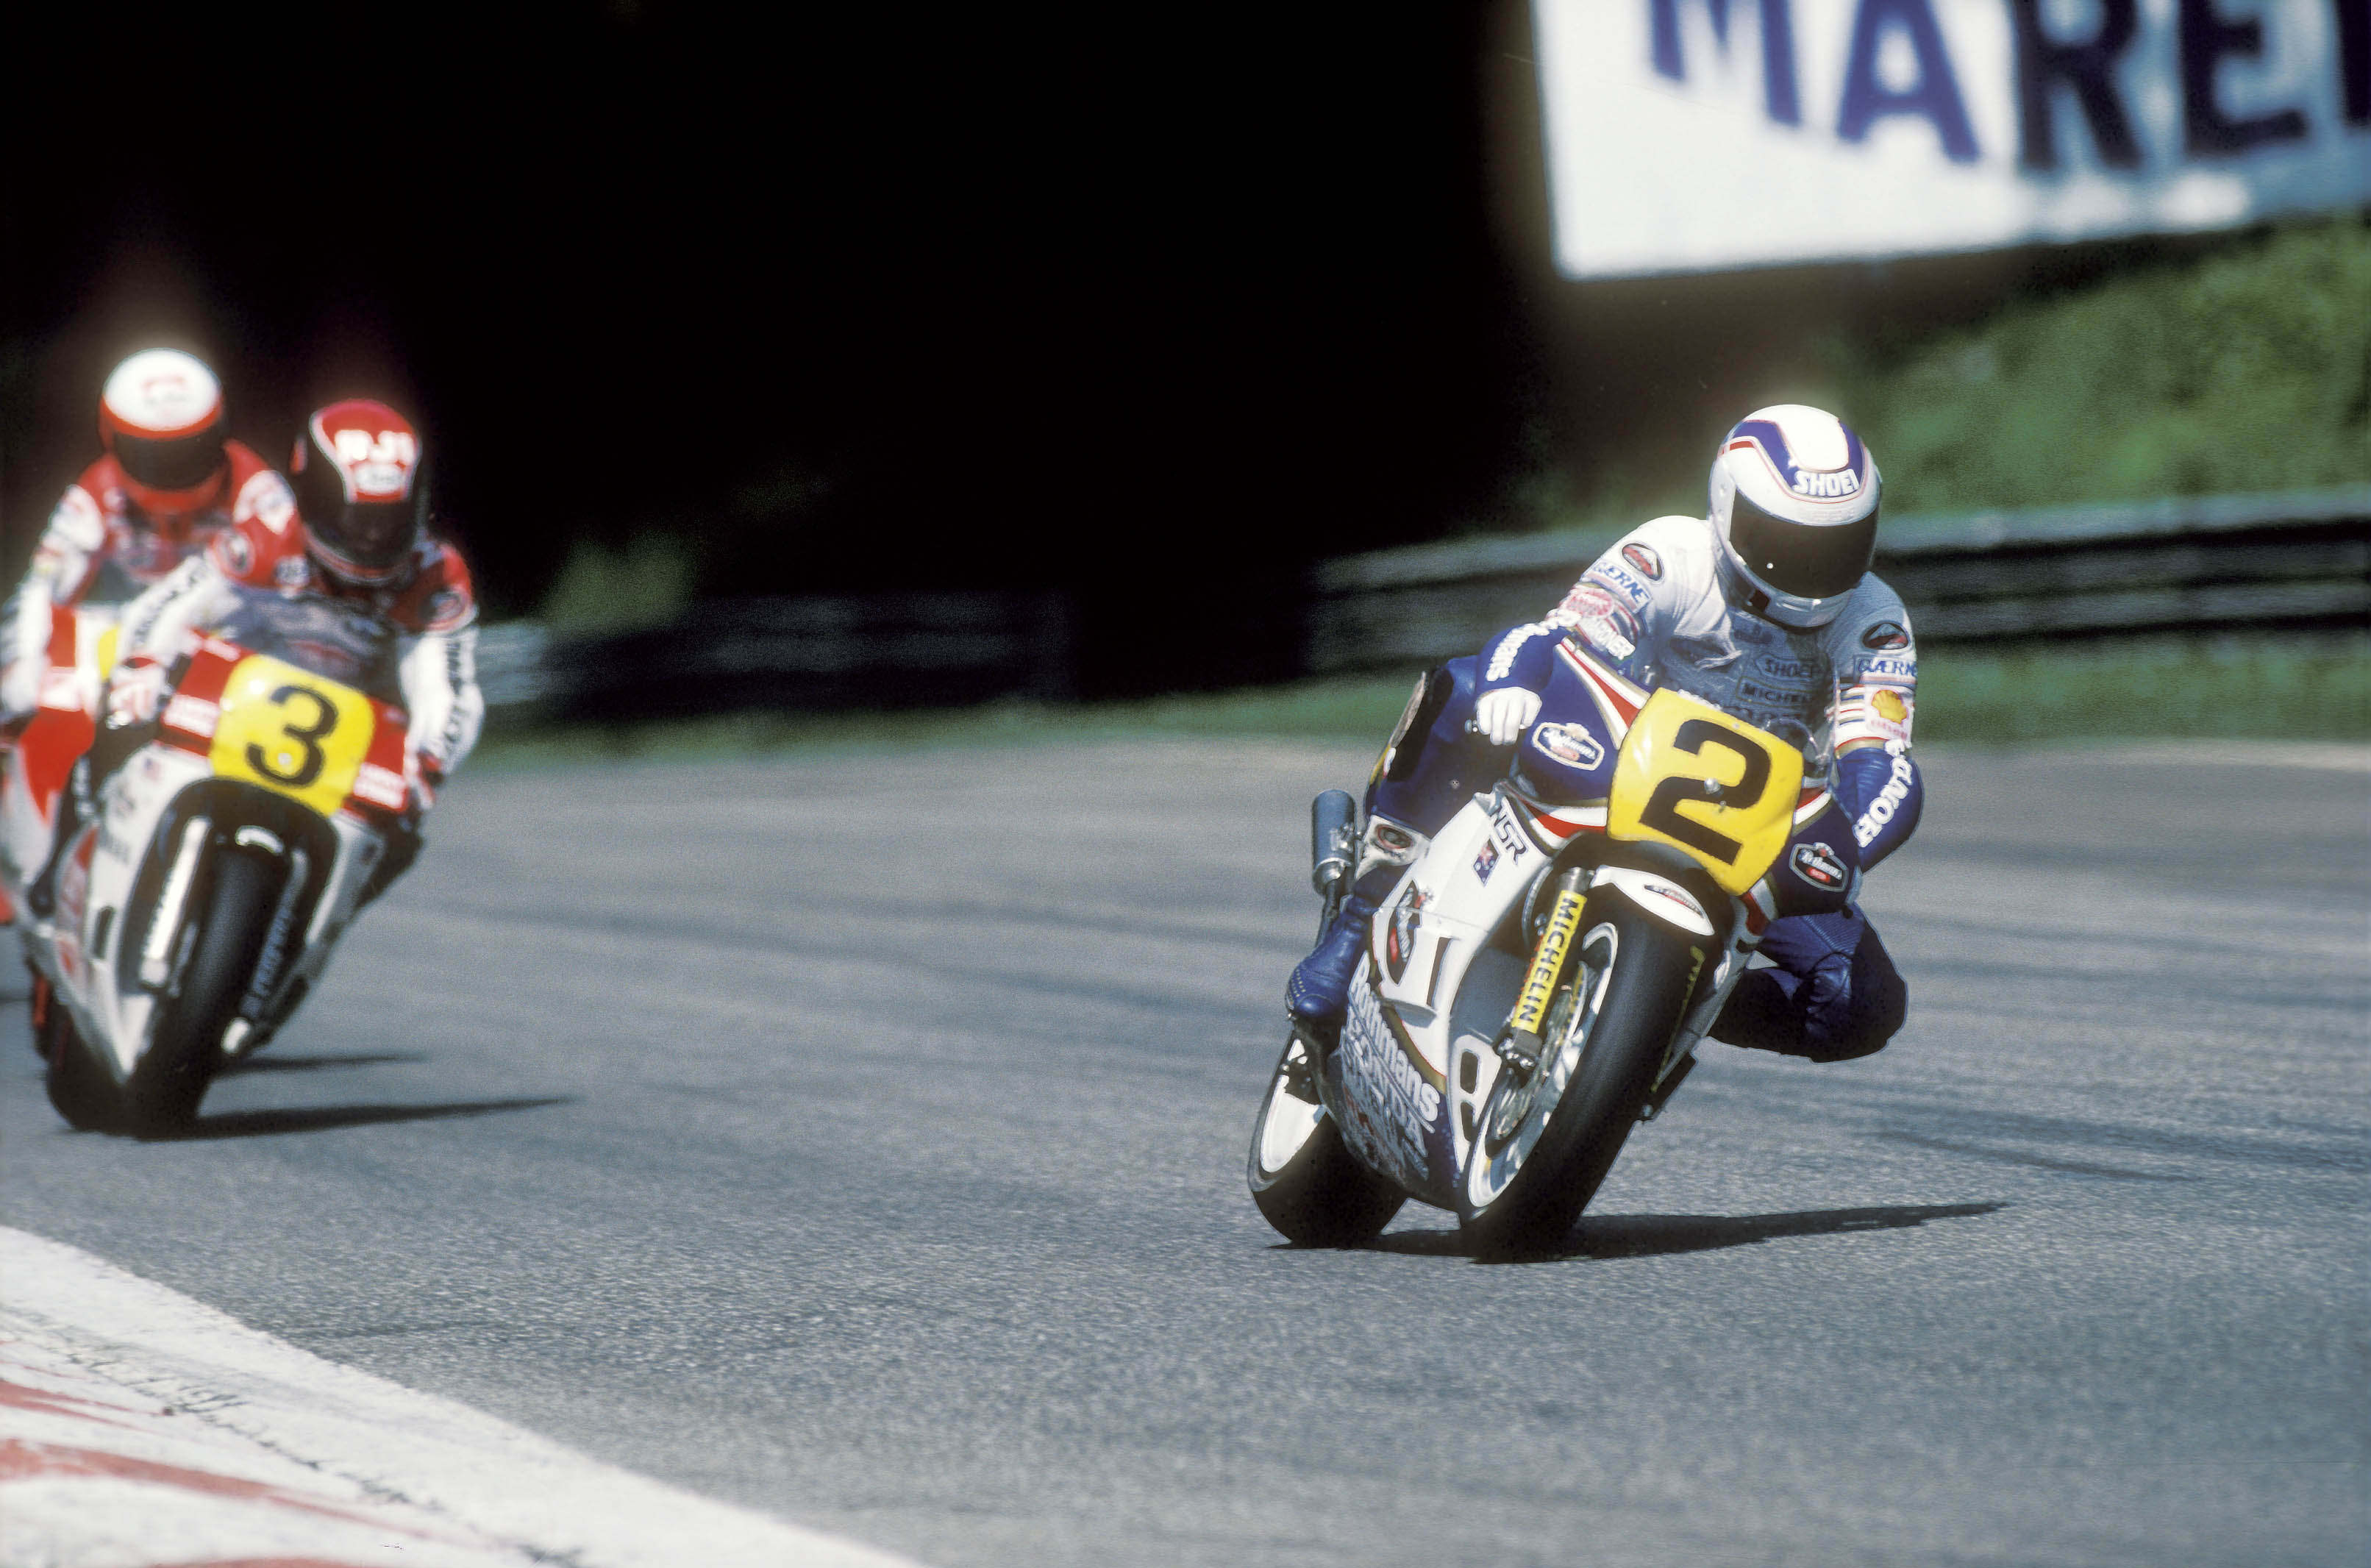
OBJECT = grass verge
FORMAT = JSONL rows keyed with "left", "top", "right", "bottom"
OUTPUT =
{"left": 470, "top": 635, "right": 2367, "bottom": 769}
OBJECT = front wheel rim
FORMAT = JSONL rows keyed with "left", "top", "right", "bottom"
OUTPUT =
{"left": 1464, "top": 923, "right": 1616, "bottom": 1213}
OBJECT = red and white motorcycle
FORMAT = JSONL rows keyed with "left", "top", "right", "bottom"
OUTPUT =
{"left": 8, "top": 587, "right": 414, "bottom": 1136}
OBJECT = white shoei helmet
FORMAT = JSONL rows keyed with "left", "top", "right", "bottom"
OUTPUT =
{"left": 1708, "top": 404, "right": 1881, "bottom": 629}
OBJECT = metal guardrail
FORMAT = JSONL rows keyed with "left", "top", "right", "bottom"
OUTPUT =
{"left": 474, "top": 488, "right": 2365, "bottom": 717}
{"left": 1305, "top": 485, "right": 2370, "bottom": 673}
{"left": 477, "top": 591, "right": 1073, "bottom": 719}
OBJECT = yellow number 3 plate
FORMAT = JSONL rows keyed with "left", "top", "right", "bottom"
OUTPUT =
{"left": 210, "top": 655, "right": 378, "bottom": 816}
{"left": 1605, "top": 688, "right": 1804, "bottom": 895}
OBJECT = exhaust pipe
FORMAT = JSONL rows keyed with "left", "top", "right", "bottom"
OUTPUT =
{"left": 1310, "top": 790, "right": 1357, "bottom": 897}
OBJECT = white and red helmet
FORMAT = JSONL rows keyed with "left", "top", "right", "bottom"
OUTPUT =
{"left": 290, "top": 399, "right": 427, "bottom": 586}
{"left": 98, "top": 349, "right": 230, "bottom": 510}
{"left": 1708, "top": 404, "right": 1882, "bottom": 629}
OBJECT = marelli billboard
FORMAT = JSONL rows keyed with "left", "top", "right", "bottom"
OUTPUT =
{"left": 1533, "top": 0, "right": 2370, "bottom": 277}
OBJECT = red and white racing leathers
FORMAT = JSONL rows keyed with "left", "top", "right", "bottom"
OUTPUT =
{"left": 1, "top": 445, "right": 294, "bottom": 720}
{"left": 115, "top": 513, "right": 485, "bottom": 800}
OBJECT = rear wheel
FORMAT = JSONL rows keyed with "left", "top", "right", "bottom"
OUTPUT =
{"left": 1247, "top": 1030, "right": 1406, "bottom": 1246}
{"left": 123, "top": 847, "right": 277, "bottom": 1139}
{"left": 1458, "top": 897, "right": 1701, "bottom": 1256}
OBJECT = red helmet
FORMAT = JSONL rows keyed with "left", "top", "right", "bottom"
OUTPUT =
{"left": 290, "top": 399, "right": 428, "bottom": 587}
{"left": 98, "top": 349, "right": 230, "bottom": 513}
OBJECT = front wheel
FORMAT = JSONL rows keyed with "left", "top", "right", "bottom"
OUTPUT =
{"left": 1458, "top": 897, "right": 1703, "bottom": 1255}
{"left": 123, "top": 846, "right": 278, "bottom": 1139}
{"left": 42, "top": 1005, "right": 119, "bottom": 1133}
{"left": 1247, "top": 1030, "right": 1405, "bottom": 1246}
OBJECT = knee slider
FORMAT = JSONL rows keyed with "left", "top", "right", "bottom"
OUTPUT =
{"left": 1799, "top": 967, "right": 1907, "bottom": 1062}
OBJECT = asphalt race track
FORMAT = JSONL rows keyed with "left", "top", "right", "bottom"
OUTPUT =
{"left": 4, "top": 738, "right": 2365, "bottom": 1568}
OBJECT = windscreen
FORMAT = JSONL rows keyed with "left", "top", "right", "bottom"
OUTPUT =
{"left": 206, "top": 586, "right": 405, "bottom": 703}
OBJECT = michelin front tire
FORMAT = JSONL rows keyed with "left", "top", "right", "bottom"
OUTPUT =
{"left": 42, "top": 1006, "right": 118, "bottom": 1133}
{"left": 123, "top": 846, "right": 278, "bottom": 1139}
{"left": 1457, "top": 896, "right": 1702, "bottom": 1255}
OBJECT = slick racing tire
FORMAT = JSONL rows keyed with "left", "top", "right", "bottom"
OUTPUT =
{"left": 1457, "top": 897, "right": 1701, "bottom": 1257}
{"left": 124, "top": 847, "right": 277, "bottom": 1140}
{"left": 43, "top": 1007, "right": 119, "bottom": 1133}
{"left": 1248, "top": 1029, "right": 1406, "bottom": 1247}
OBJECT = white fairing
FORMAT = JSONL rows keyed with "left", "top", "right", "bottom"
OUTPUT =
{"left": 1325, "top": 787, "right": 1764, "bottom": 1210}
{"left": 25, "top": 741, "right": 385, "bottom": 1089}
{"left": 51, "top": 747, "right": 213, "bottom": 1077}
{"left": 1591, "top": 865, "right": 1716, "bottom": 937}
{"left": 0, "top": 609, "right": 118, "bottom": 889}
{"left": 1329, "top": 792, "right": 1555, "bottom": 1205}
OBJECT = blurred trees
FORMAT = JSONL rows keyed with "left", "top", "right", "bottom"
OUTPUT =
{"left": 1856, "top": 217, "right": 2370, "bottom": 514}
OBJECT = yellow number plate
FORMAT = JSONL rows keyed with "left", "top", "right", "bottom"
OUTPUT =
{"left": 210, "top": 655, "right": 378, "bottom": 816}
{"left": 1605, "top": 688, "right": 1803, "bottom": 895}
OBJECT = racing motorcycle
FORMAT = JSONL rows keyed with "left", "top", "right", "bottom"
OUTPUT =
{"left": 1247, "top": 638, "right": 1828, "bottom": 1254}
{"left": 12, "top": 587, "right": 413, "bottom": 1136}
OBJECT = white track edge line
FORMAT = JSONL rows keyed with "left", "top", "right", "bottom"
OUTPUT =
{"left": 0, "top": 1225, "right": 926, "bottom": 1568}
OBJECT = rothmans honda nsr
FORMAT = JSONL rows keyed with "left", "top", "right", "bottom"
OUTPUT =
{"left": 1247, "top": 639, "right": 1833, "bottom": 1253}
{"left": 6, "top": 585, "right": 413, "bottom": 1136}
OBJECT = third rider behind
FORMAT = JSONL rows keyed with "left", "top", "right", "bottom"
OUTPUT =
{"left": 1288, "top": 404, "right": 1926, "bottom": 1064}
{"left": 1, "top": 349, "right": 293, "bottom": 726}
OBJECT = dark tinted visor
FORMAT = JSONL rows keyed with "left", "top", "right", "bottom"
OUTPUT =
{"left": 115, "top": 426, "right": 226, "bottom": 491}
{"left": 1729, "top": 491, "right": 1878, "bottom": 598}
{"left": 313, "top": 498, "right": 421, "bottom": 569}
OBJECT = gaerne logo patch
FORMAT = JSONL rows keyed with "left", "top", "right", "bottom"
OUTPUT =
{"left": 1790, "top": 841, "right": 1848, "bottom": 889}
{"left": 1861, "top": 621, "right": 1911, "bottom": 652}
{"left": 1619, "top": 542, "right": 1662, "bottom": 580}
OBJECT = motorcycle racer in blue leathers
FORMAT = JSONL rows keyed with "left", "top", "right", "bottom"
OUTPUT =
{"left": 1289, "top": 405, "right": 1926, "bottom": 1063}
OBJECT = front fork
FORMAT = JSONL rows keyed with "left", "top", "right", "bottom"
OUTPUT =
{"left": 1497, "top": 860, "right": 1755, "bottom": 1122}
{"left": 1640, "top": 903, "right": 1755, "bottom": 1121}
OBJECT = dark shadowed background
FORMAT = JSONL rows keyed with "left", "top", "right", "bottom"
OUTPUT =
{"left": 1, "top": 5, "right": 1540, "bottom": 694}
{"left": 3, "top": 4, "right": 2361, "bottom": 703}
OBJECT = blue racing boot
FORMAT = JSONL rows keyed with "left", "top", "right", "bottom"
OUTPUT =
{"left": 1286, "top": 894, "right": 1377, "bottom": 1027}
